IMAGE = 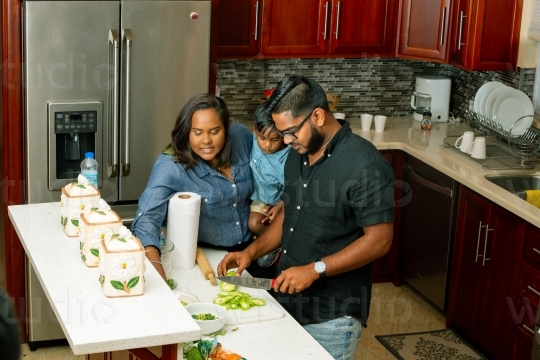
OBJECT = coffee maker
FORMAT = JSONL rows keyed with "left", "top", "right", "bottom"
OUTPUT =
{"left": 410, "top": 75, "right": 451, "bottom": 122}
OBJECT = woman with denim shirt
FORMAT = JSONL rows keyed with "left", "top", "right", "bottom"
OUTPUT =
{"left": 131, "top": 94, "right": 261, "bottom": 281}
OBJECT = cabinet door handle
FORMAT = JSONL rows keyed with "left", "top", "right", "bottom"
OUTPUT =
{"left": 482, "top": 224, "right": 492, "bottom": 266}
{"left": 323, "top": 1, "right": 329, "bottom": 40}
{"left": 335, "top": 1, "right": 341, "bottom": 39}
{"left": 439, "top": 7, "right": 447, "bottom": 45}
{"left": 458, "top": 11, "right": 467, "bottom": 50}
{"left": 475, "top": 221, "right": 483, "bottom": 263}
{"left": 528, "top": 285, "right": 540, "bottom": 297}
{"left": 534, "top": 247, "right": 540, "bottom": 255}
{"left": 523, "top": 324, "right": 535, "bottom": 335}
{"left": 254, "top": 1, "right": 259, "bottom": 41}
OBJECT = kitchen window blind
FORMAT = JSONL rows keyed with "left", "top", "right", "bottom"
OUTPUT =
{"left": 530, "top": 0, "right": 540, "bottom": 41}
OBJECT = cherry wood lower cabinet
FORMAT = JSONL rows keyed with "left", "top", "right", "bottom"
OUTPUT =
{"left": 87, "top": 346, "right": 176, "bottom": 360}
{"left": 372, "top": 150, "right": 403, "bottom": 285}
{"left": 510, "top": 334, "right": 532, "bottom": 360}
{"left": 447, "top": 186, "right": 525, "bottom": 360}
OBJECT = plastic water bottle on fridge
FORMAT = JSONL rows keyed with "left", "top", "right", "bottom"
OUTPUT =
{"left": 80, "top": 152, "right": 99, "bottom": 188}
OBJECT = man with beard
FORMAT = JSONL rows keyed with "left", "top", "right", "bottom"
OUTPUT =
{"left": 217, "top": 75, "right": 395, "bottom": 360}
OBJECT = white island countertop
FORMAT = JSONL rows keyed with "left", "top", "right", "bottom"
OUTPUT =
{"left": 8, "top": 202, "right": 332, "bottom": 359}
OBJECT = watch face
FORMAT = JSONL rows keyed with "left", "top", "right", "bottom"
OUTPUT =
{"left": 315, "top": 261, "right": 326, "bottom": 273}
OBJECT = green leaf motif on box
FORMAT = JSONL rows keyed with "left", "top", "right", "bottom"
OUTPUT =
{"left": 81, "top": 255, "right": 86, "bottom": 262}
{"left": 110, "top": 280, "right": 125, "bottom": 290}
{"left": 96, "top": 210, "right": 106, "bottom": 215}
{"left": 71, "top": 219, "right": 79, "bottom": 227}
{"left": 127, "top": 276, "right": 140, "bottom": 289}
{"left": 90, "top": 248, "right": 100, "bottom": 258}
{"left": 61, "top": 216, "right": 67, "bottom": 227}
{"left": 110, "top": 276, "right": 140, "bottom": 294}
{"left": 76, "top": 184, "right": 86, "bottom": 189}
{"left": 99, "top": 275, "right": 105, "bottom": 286}
{"left": 79, "top": 242, "right": 83, "bottom": 250}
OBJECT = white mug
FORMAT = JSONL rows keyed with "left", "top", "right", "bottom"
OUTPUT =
{"left": 360, "top": 114, "right": 373, "bottom": 131}
{"left": 469, "top": 137, "right": 486, "bottom": 159}
{"left": 334, "top": 112, "right": 346, "bottom": 120}
{"left": 374, "top": 115, "right": 387, "bottom": 132}
{"left": 455, "top": 131, "right": 474, "bottom": 153}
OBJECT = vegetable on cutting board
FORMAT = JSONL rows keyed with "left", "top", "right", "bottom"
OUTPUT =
{"left": 196, "top": 247, "right": 217, "bottom": 286}
{"left": 219, "top": 270, "right": 237, "bottom": 292}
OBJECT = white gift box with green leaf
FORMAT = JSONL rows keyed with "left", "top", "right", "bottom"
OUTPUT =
{"left": 60, "top": 174, "right": 101, "bottom": 237}
{"left": 78, "top": 199, "right": 122, "bottom": 267}
{"left": 98, "top": 226, "right": 146, "bottom": 297}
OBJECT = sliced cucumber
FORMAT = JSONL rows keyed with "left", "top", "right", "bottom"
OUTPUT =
{"left": 219, "top": 281, "right": 236, "bottom": 292}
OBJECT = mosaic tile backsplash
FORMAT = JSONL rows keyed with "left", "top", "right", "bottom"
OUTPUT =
{"left": 215, "top": 58, "right": 536, "bottom": 123}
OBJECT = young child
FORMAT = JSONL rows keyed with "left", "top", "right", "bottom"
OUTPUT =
{"left": 249, "top": 105, "right": 290, "bottom": 267}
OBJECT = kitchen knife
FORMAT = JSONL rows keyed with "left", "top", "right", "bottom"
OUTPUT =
{"left": 217, "top": 276, "right": 275, "bottom": 290}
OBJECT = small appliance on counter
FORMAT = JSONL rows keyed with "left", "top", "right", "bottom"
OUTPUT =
{"left": 411, "top": 75, "right": 451, "bottom": 122}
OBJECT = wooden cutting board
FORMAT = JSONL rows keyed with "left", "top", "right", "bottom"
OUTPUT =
{"left": 185, "top": 280, "right": 284, "bottom": 326}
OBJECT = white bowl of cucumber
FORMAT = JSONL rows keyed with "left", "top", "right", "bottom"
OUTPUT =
{"left": 185, "top": 302, "right": 227, "bottom": 335}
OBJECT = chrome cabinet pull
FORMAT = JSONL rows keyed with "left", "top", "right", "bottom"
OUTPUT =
{"left": 528, "top": 285, "right": 540, "bottom": 297}
{"left": 122, "top": 29, "right": 132, "bottom": 177}
{"left": 323, "top": 2, "right": 329, "bottom": 40}
{"left": 108, "top": 30, "right": 119, "bottom": 178}
{"left": 482, "top": 224, "right": 492, "bottom": 266}
{"left": 475, "top": 221, "right": 483, "bottom": 262}
{"left": 254, "top": 1, "right": 259, "bottom": 41}
{"left": 439, "top": 7, "right": 446, "bottom": 45}
{"left": 523, "top": 324, "right": 535, "bottom": 335}
{"left": 335, "top": 1, "right": 341, "bottom": 39}
{"left": 533, "top": 247, "right": 540, "bottom": 255}
{"left": 458, "top": 11, "right": 467, "bottom": 50}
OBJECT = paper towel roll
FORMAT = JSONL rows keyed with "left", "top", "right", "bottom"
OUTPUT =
{"left": 167, "top": 192, "right": 201, "bottom": 270}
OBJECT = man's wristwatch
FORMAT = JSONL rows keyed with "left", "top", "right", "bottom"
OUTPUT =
{"left": 314, "top": 260, "right": 326, "bottom": 278}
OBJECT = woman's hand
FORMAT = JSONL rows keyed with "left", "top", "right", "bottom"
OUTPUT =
{"left": 217, "top": 251, "right": 252, "bottom": 276}
{"left": 145, "top": 246, "right": 167, "bottom": 282}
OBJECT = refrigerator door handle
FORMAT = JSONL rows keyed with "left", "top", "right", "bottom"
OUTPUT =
{"left": 109, "top": 30, "right": 120, "bottom": 178}
{"left": 122, "top": 29, "right": 132, "bottom": 177}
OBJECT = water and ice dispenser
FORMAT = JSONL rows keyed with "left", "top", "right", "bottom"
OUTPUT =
{"left": 48, "top": 102, "right": 102, "bottom": 190}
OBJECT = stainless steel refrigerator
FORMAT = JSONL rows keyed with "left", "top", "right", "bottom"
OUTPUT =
{"left": 23, "top": 0, "right": 210, "bottom": 347}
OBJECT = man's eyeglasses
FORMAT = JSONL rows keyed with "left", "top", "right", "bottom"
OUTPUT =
{"left": 275, "top": 110, "right": 314, "bottom": 141}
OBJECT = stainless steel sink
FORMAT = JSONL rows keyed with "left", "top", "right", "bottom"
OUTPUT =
{"left": 484, "top": 174, "right": 540, "bottom": 199}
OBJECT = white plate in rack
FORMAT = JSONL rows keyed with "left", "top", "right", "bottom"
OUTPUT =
{"left": 484, "top": 86, "right": 508, "bottom": 120}
{"left": 491, "top": 88, "right": 534, "bottom": 136}
{"left": 474, "top": 81, "right": 506, "bottom": 116}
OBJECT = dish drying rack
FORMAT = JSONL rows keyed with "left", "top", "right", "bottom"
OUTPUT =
{"left": 443, "top": 108, "right": 540, "bottom": 170}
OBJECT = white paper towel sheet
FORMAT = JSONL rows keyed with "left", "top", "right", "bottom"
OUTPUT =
{"left": 167, "top": 192, "right": 201, "bottom": 270}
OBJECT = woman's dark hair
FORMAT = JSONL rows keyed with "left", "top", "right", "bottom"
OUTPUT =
{"left": 253, "top": 103, "right": 276, "bottom": 134}
{"left": 170, "top": 94, "right": 232, "bottom": 169}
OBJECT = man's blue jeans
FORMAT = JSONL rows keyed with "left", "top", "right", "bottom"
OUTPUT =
{"left": 303, "top": 316, "right": 362, "bottom": 360}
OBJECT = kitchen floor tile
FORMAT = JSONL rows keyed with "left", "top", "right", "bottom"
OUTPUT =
{"left": 18, "top": 282, "right": 445, "bottom": 360}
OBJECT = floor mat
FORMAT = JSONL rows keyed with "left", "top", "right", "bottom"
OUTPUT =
{"left": 375, "top": 328, "right": 487, "bottom": 360}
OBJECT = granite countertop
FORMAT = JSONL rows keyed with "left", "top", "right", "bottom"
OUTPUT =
{"left": 238, "top": 116, "right": 540, "bottom": 228}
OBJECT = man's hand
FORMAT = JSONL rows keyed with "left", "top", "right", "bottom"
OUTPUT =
{"left": 273, "top": 263, "right": 319, "bottom": 294}
{"left": 217, "top": 251, "right": 252, "bottom": 276}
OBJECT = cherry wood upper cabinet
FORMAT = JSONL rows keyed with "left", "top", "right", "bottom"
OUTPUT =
{"left": 327, "top": 0, "right": 397, "bottom": 57}
{"left": 448, "top": 0, "right": 523, "bottom": 71}
{"left": 216, "top": 0, "right": 261, "bottom": 57}
{"left": 260, "top": 0, "right": 328, "bottom": 56}
{"left": 396, "top": 0, "right": 451, "bottom": 62}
